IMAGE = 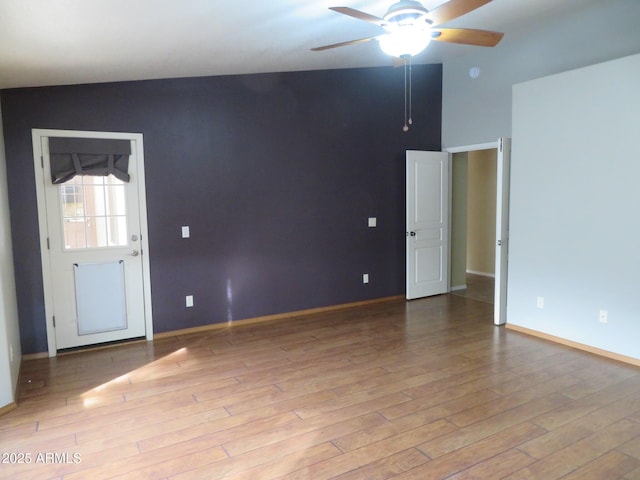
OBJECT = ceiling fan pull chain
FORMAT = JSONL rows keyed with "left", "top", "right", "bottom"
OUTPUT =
{"left": 403, "top": 56, "right": 409, "bottom": 132}
{"left": 408, "top": 55, "right": 413, "bottom": 127}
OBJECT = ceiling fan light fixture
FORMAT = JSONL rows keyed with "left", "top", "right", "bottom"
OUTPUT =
{"left": 378, "top": 27, "right": 431, "bottom": 57}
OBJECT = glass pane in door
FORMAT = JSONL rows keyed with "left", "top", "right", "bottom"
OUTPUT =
{"left": 61, "top": 175, "right": 128, "bottom": 249}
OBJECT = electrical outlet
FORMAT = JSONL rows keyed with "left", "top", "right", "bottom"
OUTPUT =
{"left": 536, "top": 296, "right": 544, "bottom": 309}
{"left": 186, "top": 295, "right": 194, "bottom": 308}
{"left": 363, "top": 274, "right": 369, "bottom": 284}
{"left": 599, "top": 309, "right": 608, "bottom": 324}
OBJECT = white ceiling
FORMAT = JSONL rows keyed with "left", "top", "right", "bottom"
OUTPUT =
{"left": 0, "top": 0, "right": 602, "bottom": 89}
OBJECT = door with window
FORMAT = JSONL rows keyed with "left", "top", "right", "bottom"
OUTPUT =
{"left": 33, "top": 130, "right": 151, "bottom": 352}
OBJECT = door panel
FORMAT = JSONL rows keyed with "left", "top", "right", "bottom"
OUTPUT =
{"left": 406, "top": 150, "right": 450, "bottom": 300}
{"left": 415, "top": 246, "right": 442, "bottom": 282}
{"left": 415, "top": 161, "right": 443, "bottom": 224}
{"left": 74, "top": 261, "right": 127, "bottom": 335}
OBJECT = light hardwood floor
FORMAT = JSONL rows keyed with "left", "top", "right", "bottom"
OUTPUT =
{"left": 3, "top": 294, "right": 640, "bottom": 479}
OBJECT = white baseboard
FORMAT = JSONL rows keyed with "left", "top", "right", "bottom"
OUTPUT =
{"left": 451, "top": 284, "right": 467, "bottom": 291}
{"left": 466, "top": 270, "right": 495, "bottom": 278}
{"left": 506, "top": 324, "right": 640, "bottom": 367}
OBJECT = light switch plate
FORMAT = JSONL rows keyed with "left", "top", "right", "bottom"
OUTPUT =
{"left": 368, "top": 217, "right": 377, "bottom": 227}
{"left": 186, "top": 295, "right": 194, "bottom": 307}
{"left": 181, "top": 226, "right": 190, "bottom": 238}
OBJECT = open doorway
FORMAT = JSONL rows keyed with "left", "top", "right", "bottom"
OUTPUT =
{"left": 450, "top": 147, "right": 498, "bottom": 304}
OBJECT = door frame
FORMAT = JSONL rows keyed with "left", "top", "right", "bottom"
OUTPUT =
{"left": 445, "top": 140, "right": 509, "bottom": 324}
{"left": 32, "top": 129, "right": 153, "bottom": 357}
{"left": 494, "top": 138, "right": 511, "bottom": 325}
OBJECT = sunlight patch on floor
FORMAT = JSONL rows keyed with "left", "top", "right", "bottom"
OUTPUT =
{"left": 81, "top": 347, "right": 188, "bottom": 408}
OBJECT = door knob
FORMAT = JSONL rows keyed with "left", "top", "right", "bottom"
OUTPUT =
{"left": 410, "top": 231, "right": 416, "bottom": 236}
{"left": 131, "top": 234, "right": 139, "bottom": 241}
{"left": 129, "top": 250, "right": 140, "bottom": 257}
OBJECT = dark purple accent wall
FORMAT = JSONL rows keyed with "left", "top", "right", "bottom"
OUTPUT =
{"left": 1, "top": 65, "right": 442, "bottom": 354}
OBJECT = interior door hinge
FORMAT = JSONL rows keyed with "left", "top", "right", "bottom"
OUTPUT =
{"left": 52, "top": 316, "right": 56, "bottom": 328}
{"left": 46, "top": 237, "right": 50, "bottom": 250}
{"left": 41, "top": 155, "right": 44, "bottom": 169}
{"left": 499, "top": 138, "right": 503, "bottom": 153}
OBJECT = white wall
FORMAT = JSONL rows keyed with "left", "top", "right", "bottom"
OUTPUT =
{"left": 0, "top": 99, "right": 21, "bottom": 407}
{"left": 442, "top": 0, "right": 640, "bottom": 148}
{"left": 508, "top": 53, "right": 640, "bottom": 359}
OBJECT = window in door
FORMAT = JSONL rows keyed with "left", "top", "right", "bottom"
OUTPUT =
{"left": 60, "top": 175, "right": 128, "bottom": 249}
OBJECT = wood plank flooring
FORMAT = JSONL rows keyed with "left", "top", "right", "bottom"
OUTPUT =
{"left": 2, "top": 294, "right": 640, "bottom": 479}
{"left": 450, "top": 273, "right": 494, "bottom": 304}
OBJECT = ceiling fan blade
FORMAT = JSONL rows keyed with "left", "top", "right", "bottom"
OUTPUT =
{"left": 329, "top": 7, "right": 387, "bottom": 27}
{"left": 311, "top": 36, "right": 378, "bottom": 52}
{"left": 426, "top": 0, "right": 492, "bottom": 27}
{"left": 431, "top": 28, "right": 503, "bottom": 47}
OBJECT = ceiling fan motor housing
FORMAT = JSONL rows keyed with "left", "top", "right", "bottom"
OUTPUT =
{"left": 384, "top": 0, "right": 431, "bottom": 26}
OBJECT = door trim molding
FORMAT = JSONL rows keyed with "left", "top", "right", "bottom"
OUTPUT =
{"left": 32, "top": 129, "right": 153, "bottom": 357}
{"left": 444, "top": 139, "right": 510, "bottom": 326}
{"left": 444, "top": 142, "right": 498, "bottom": 154}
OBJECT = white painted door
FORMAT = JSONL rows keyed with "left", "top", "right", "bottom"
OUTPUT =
{"left": 406, "top": 150, "right": 450, "bottom": 300}
{"left": 494, "top": 138, "right": 511, "bottom": 325}
{"left": 33, "top": 130, "right": 152, "bottom": 352}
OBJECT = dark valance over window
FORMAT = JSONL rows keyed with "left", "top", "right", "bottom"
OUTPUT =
{"left": 49, "top": 137, "right": 131, "bottom": 184}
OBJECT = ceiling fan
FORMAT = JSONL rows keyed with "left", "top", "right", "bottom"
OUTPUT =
{"left": 311, "top": 0, "right": 504, "bottom": 58}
